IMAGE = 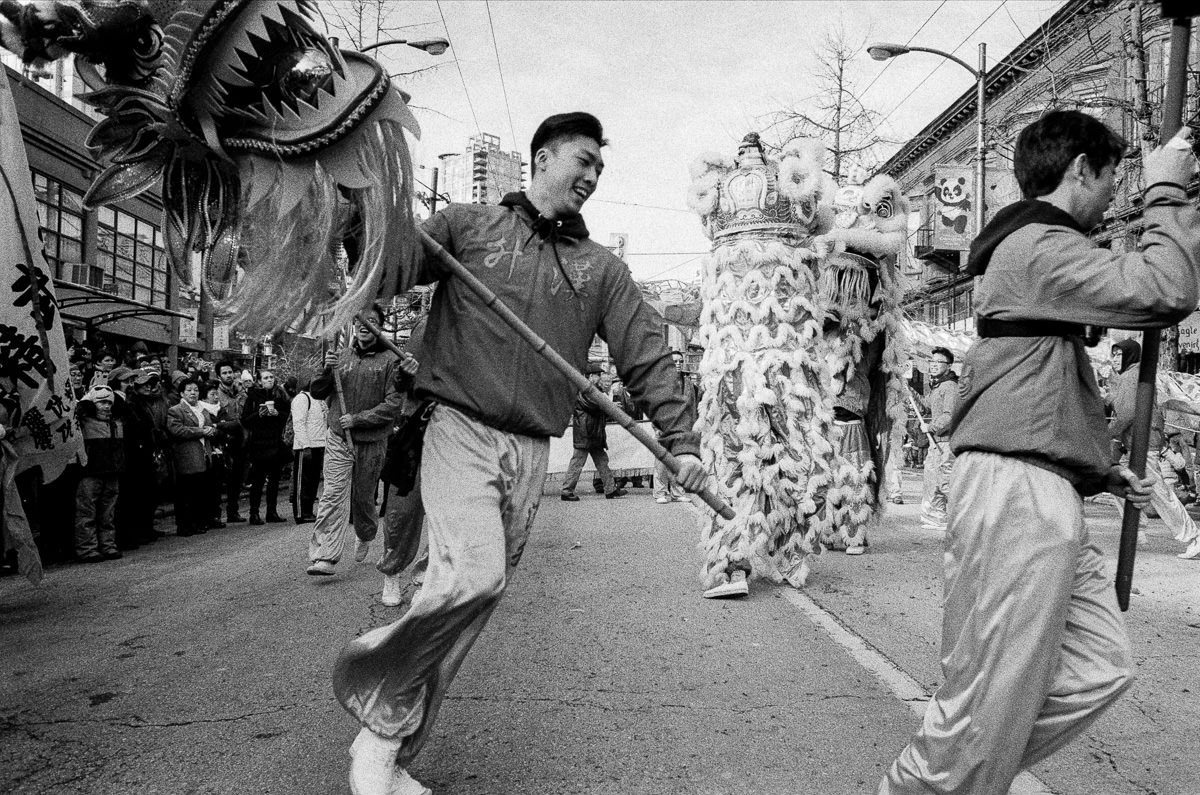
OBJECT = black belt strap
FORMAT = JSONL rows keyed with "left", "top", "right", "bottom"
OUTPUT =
{"left": 974, "top": 317, "right": 1104, "bottom": 345}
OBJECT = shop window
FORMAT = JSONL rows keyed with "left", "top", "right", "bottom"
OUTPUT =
{"left": 31, "top": 171, "right": 84, "bottom": 278}
{"left": 96, "top": 206, "right": 169, "bottom": 307}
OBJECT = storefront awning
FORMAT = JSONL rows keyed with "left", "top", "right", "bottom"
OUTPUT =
{"left": 54, "top": 278, "right": 191, "bottom": 329}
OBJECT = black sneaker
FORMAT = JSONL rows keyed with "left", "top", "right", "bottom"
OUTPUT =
{"left": 227, "top": 513, "right": 248, "bottom": 523}
{"left": 560, "top": 492, "right": 580, "bottom": 502}
{"left": 101, "top": 550, "right": 124, "bottom": 560}
{"left": 605, "top": 488, "right": 628, "bottom": 499}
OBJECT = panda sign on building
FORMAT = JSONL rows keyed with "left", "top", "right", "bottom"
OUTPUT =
{"left": 932, "top": 164, "right": 977, "bottom": 250}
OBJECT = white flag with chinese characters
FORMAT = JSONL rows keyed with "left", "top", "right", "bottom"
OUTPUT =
{"left": 1, "top": 68, "right": 83, "bottom": 583}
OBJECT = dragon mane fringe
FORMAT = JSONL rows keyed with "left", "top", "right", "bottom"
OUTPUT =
{"left": 217, "top": 117, "right": 418, "bottom": 336}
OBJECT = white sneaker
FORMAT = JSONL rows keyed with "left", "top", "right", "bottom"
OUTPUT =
{"left": 381, "top": 574, "right": 403, "bottom": 607}
{"left": 654, "top": 495, "right": 671, "bottom": 504}
{"left": 355, "top": 538, "right": 371, "bottom": 563}
{"left": 348, "top": 728, "right": 430, "bottom": 795}
{"left": 1179, "top": 538, "right": 1200, "bottom": 560}
{"left": 306, "top": 560, "right": 336, "bottom": 576}
{"left": 702, "top": 570, "right": 749, "bottom": 599}
{"left": 845, "top": 545, "right": 866, "bottom": 556}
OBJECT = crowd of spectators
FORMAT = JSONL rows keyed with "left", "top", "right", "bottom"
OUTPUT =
{"left": 1, "top": 339, "right": 307, "bottom": 572}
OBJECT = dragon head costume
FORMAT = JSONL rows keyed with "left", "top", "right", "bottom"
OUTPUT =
{"left": 0, "top": 0, "right": 421, "bottom": 332}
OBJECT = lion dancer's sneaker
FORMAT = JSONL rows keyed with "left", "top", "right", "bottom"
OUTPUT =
{"left": 349, "top": 727, "right": 431, "bottom": 795}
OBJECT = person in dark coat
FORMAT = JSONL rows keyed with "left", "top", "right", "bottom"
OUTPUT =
{"left": 241, "top": 369, "right": 291, "bottom": 525}
{"left": 119, "top": 369, "right": 168, "bottom": 545}
{"left": 559, "top": 363, "right": 624, "bottom": 501}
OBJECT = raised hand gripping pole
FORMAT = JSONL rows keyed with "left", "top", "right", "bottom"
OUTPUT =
{"left": 1117, "top": 3, "right": 1196, "bottom": 612}
{"left": 353, "top": 230, "right": 735, "bottom": 520}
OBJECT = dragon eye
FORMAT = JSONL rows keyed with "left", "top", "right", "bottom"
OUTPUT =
{"left": 875, "top": 197, "right": 894, "bottom": 219}
{"left": 280, "top": 47, "right": 334, "bottom": 106}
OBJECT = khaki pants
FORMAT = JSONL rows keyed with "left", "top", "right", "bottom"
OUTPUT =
{"left": 308, "top": 429, "right": 387, "bottom": 564}
{"left": 332, "top": 405, "right": 549, "bottom": 765}
{"left": 920, "top": 437, "right": 953, "bottom": 525}
{"left": 1140, "top": 450, "right": 1197, "bottom": 544}
{"left": 880, "top": 452, "right": 1134, "bottom": 794}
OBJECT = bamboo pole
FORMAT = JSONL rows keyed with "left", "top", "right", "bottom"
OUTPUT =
{"left": 354, "top": 230, "right": 735, "bottom": 520}
{"left": 1117, "top": 6, "right": 1195, "bottom": 612}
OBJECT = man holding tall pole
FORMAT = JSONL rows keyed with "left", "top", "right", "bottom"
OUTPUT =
{"left": 879, "top": 108, "right": 1199, "bottom": 794}
{"left": 333, "top": 111, "right": 707, "bottom": 795}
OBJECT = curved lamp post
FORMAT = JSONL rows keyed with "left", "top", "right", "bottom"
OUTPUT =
{"left": 869, "top": 41, "right": 987, "bottom": 238}
{"left": 360, "top": 38, "right": 450, "bottom": 55}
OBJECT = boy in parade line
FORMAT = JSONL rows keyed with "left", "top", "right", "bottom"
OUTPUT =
{"left": 332, "top": 112, "right": 707, "bottom": 795}
{"left": 879, "top": 110, "right": 1200, "bottom": 794}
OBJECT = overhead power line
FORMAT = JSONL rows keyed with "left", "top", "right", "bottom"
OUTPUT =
{"left": 436, "top": 0, "right": 481, "bottom": 135}
{"left": 877, "top": 0, "right": 1008, "bottom": 128}
{"left": 484, "top": 1, "right": 519, "bottom": 154}
{"left": 590, "top": 198, "right": 696, "bottom": 214}
{"left": 859, "top": 0, "right": 948, "bottom": 100}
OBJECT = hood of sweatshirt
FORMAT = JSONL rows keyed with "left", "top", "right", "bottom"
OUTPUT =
{"left": 966, "top": 199, "right": 1084, "bottom": 276}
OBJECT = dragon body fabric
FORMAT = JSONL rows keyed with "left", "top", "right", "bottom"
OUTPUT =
{"left": 0, "top": 0, "right": 422, "bottom": 333}
{"left": 688, "top": 136, "right": 908, "bottom": 591}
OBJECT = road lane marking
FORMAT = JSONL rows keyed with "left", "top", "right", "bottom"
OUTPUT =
{"left": 780, "top": 588, "right": 1054, "bottom": 795}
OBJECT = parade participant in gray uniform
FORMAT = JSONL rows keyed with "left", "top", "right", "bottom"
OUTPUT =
{"left": 334, "top": 112, "right": 707, "bottom": 795}
{"left": 879, "top": 110, "right": 1200, "bottom": 795}
{"left": 1107, "top": 338, "right": 1199, "bottom": 557}
{"left": 918, "top": 347, "right": 958, "bottom": 530}
{"left": 306, "top": 304, "right": 406, "bottom": 576}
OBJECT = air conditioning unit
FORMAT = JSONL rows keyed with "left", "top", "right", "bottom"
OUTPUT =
{"left": 68, "top": 263, "right": 105, "bottom": 288}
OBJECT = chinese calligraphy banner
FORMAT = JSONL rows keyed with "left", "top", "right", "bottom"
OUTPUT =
{"left": 1, "top": 69, "right": 84, "bottom": 583}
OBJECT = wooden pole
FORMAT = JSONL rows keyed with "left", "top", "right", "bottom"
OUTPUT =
{"left": 356, "top": 232, "right": 735, "bottom": 520}
{"left": 1117, "top": 7, "right": 1195, "bottom": 612}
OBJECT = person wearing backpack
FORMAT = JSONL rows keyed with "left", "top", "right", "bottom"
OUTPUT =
{"left": 290, "top": 376, "right": 327, "bottom": 524}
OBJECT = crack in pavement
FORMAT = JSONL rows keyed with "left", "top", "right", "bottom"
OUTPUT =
{"left": 0, "top": 702, "right": 308, "bottom": 731}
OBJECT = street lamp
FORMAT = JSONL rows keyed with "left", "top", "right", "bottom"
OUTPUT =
{"left": 869, "top": 41, "right": 987, "bottom": 238}
{"left": 361, "top": 38, "right": 450, "bottom": 56}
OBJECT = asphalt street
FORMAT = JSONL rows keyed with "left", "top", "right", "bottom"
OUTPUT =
{"left": 1, "top": 470, "right": 1197, "bottom": 795}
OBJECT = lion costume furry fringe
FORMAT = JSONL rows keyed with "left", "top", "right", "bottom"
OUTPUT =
{"left": 689, "top": 138, "right": 909, "bottom": 591}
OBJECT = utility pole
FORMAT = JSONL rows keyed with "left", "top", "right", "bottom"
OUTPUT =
{"left": 429, "top": 167, "right": 440, "bottom": 215}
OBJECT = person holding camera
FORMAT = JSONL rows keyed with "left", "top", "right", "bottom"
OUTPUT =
{"left": 241, "top": 369, "right": 291, "bottom": 526}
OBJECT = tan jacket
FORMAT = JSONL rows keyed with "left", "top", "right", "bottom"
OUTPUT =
{"left": 952, "top": 185, "right": 1200, "bottom": 492}
{"left": 927, "top": 376, "right": 959, "bottom": 440}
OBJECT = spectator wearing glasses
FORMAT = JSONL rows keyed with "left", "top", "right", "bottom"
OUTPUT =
{"left": 919, "top": 347, "right": 958, "bottom": 531}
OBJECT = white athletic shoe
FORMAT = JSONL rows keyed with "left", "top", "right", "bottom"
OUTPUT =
{"left": 1179, "top": 538, "right": 1200, "bottom": 560}
{"left": 703, "top": 570, "right": 749, "bottom": 599}
{"left": 381, "top": 574, "right": 403, "bottom": 607}
{"left": 306, "top": 560, "right": 336, "bottom": 576}
{"left": 355, "top": 538, "right": 371, "bottom": 563}
{"left": 654, "top": 495, "right": 671, "bottom": 504}
{"left": 348, "top": 727, "right": 430, "bottom": 795}
{"left": 845, "top": 545, "right": 866, "bottom": 556}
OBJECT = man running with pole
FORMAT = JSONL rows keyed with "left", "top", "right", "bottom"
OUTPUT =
{"left": 878, "top": 108, "right": 1200, "bottom": 794}
{"left": 335, "top": 112, "right": 710, "bottom": 795}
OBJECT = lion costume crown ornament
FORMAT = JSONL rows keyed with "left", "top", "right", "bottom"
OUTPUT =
{"left": 0, "top": 0, "right": 421, "bottom": 333}
{"left": 689, "top": 133, "right": 830, "bottom": 243}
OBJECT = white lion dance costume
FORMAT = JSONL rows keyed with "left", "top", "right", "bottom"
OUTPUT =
{"left": 811, "top": 169, "right": 910, "bottom": 554}
{"left": 688, "top": 133, "right": 837, "bottom": 598}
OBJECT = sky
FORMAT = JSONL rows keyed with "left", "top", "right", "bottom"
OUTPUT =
{"left": 328, "top": 0, "right": 1064, "bottom": 283}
